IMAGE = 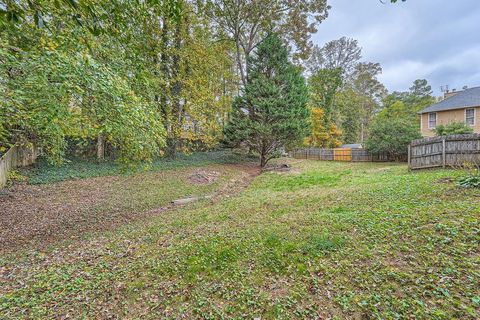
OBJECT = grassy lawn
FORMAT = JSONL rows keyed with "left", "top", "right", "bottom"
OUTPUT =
{"left": 1, "top": 159, "right": 479, "bottom": 319}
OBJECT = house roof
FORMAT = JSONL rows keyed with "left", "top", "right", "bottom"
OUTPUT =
{"left": 419, "top": 86, "right": 480, "bottom": 114}
{"left": 340, "top": 144, "right": 363, "bottom": 149}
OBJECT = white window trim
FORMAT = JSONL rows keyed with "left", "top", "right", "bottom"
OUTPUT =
{"left": 465, "top": 108, "right": 476, "bottom": 126}
{"left": 428, "top": 112, "right": 437, "bottom": 129}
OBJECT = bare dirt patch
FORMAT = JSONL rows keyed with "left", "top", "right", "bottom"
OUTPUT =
{"left": 0, "top": 176, "right": 119, "bottom": 253}
{"left": 262, "top": 163, "right": 291, "bottom": 173}
{"left": 187, "top": 169, "right": 220, "bottom": 185}
{"left": 435, "top": 177, "right": 455, "bottom": 184}
{"left": 0, "top": 163, "right": 260, "bottom": 254}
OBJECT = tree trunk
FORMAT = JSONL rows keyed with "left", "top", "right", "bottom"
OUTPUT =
{"left": 97, "top": 133, "right": 105, "bottom": 161}
{"left": 166, "top": 18, "right": 184, "bottom": 159}
{"left": 260, "top": 144, "right": 267, "bottom": 168}
{"left": 260, "top": 154, "right": 267, "bottom": 168}
{"left": 235, "top": 35, "right": 247, "bottom": 88}
{"left": 160, "top": 17, "right": 175, "bottom": 158}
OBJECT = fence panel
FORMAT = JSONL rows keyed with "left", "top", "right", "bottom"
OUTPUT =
{"left": 291, "top": 148, "right": 335, "bottom": 161}
{"left": 291, "top": 148, "right": 392, "bottom": 162}
{"left": 0, "top": 144, "right": 39, "bottom": 188}
{"left": 351, "top": 149, "right": 372, "bottom": 162}
{"left": 409, "top": 134, "right": 480, "bottom": 169}
{"left": 333, "top": 148, "right": 352, "bottom": 161}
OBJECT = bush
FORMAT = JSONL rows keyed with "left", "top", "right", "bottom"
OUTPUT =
{"left": 458, "top": 164, "right": 480, "bottom": 188}
{"left": 458, "top": 175, "right": 480, "bottom": 188}
{"left": 365, "top": 118, "right": 421, "bottom": 160}
{"left": 434, "top": 122, "right": 473, "bottom": 136}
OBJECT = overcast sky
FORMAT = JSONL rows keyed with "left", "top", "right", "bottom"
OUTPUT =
{"left": 312, "top": 0, "right": 480, "bottom": 95}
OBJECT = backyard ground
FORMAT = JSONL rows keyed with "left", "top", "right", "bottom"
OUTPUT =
{"left": 0, "top": 152, "right": 479, "bottom": 319}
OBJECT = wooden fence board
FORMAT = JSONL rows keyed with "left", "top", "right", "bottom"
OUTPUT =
{"left": 0, "top": 144, "right": 39, "bottom": 188}
{"left": 409, "top": 134, "right": 480, "bottom": 169}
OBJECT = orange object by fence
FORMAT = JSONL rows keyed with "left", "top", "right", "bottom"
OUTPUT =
{"left": 333, "top": 148, "right": 352, "bottom": 161}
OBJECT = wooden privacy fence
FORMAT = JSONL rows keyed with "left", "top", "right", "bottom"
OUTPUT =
{"left": 408, "top": 134, "right": 480, "bottom": 170}
{"left": 0, "top": 144, "right": 39, "bottom": 188}
{"left": 291, "top": 148, "right": 391, "bottom": 162}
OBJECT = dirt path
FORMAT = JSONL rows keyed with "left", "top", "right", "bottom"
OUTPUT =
{"left": 0, "top": 163, "right": 260, "bottom": 254}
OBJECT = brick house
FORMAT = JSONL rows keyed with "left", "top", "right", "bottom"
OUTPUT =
{"left": 418, "top": 86, "right": 480, "bottom": 137}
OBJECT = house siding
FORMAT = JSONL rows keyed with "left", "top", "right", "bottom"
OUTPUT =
{"left": 420, "top": 106, "right": 480, "bottom": 137}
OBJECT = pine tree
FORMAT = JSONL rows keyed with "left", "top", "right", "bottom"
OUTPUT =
{"left": 223, "top": 34, "right": 309, "bottom": 167}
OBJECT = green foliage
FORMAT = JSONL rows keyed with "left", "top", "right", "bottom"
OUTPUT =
{"left": 409, "top": 79, "right": 433, "bottom": 97}
{"left": 259, "top": 170, "right": 343, "bottom": 191}
{"left": 6, "top": 169, "right": 27, "bottom": 186}
{"left": 365, "top": 118, "right": 421, "bottom": 158}
{"left": 302, "top": 234, "right": 346, "bottom": 256}
{"left": 458, "top": 175, "right": 480, "bottom": 188}
{"left": 434, "top": 122, "right": 474, "bottom": 136}
{"left": 348, "top": 62, "right": 387, "bottom": 142}
{"left": 223, "top": 34, "right": 309, "bottom": 167}
{"left": 458, "top": 165, "right": 480, "bottom": 188}
{"left": 23, "top": 150, "right": 254, "bottom": 184}
{"left": 335, "top": 88, "right": 365, "bottom": 143}
{"left": 305, "top": 107, "right": 342, "bottom": 148}
{"left": 0, "top": 0, "right": 235, "bottom": 165}
{"left": 306, "top": 38, "right": 388, "bottom": 146}
{"left": 309, "top": 68, "right": 343, "bottom": 124}
{"left": 380, "top": 79, "right": 436, "bottom": 127}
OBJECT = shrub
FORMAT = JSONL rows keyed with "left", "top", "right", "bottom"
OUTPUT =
{"left": 365, "top": 118, "right": 421, "bottom": 160}
{"left": 458, "top": 164, "right": 480, "bottom": 188}
{"left": 458, "top": 175, "right": 480, "bottom": 188}
{"left": 434, "top": 122, "right": 473, "bottom": 136}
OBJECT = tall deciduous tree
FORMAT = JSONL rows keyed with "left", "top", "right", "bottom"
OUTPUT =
{"left": 335, "top": 88, "right": 366, "bottom": 144}
{"left": 223, "top": 34, "right": 309, "bottom": 167}
{"left": 307, "top": 37, "right": 362, "bottom": 79}
{"left": 350, "top": 62, "right": 387, "bottom": 142}
{"left": 309, "top": 68, "right": 343, "bottom": 123}
{"left": 205, "top": 0, "right": 330, "bottom": 87}
{"left": 158, "top": 0, "right": 236, "bottom": 158}
{"left": 306, "top": 67, "right": 343, "bottom": 147}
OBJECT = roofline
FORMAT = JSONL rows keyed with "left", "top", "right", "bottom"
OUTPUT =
{"left": 418, "top": 86, "right": 480, "bottom": 114}
{"left": 418, "top": 104, "right": 480, "bottom": 114}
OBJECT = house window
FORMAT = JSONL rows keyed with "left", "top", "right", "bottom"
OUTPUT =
{"left": 428, "top": 113, "right": 437, "bottom": 129}
{"left": 466, "top": 108, "right": 475, "bottom": 126}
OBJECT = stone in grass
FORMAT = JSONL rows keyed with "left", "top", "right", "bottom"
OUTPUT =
{"left": 171, "top": 195, "right": 212, "bottom": 205}
{"left": 262, "top": 163, "right": 291, "bottom": 172}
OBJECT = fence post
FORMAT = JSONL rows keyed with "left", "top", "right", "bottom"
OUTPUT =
{"left": 442, "top": 138, "right": 446, "bottom": 168}
{"left": 407, "top": 144, "right": 411, "bottom": 169}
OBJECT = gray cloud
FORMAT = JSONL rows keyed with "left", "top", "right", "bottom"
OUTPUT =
{"left": 312, "top": 0, "right": 480, "bottom": 95}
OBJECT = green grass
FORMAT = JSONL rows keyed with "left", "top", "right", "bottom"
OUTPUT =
{"left": 2, "top": 159, "right": 479, "bottom": 319}
{"left": 23, "top": 150, "right": 253, "bottom": 184}
{"left": 257, "top": 169, "right": 347, "bottom": 191}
